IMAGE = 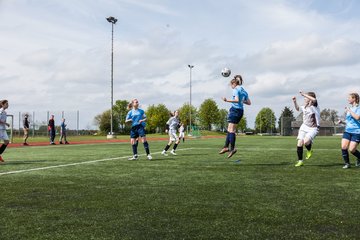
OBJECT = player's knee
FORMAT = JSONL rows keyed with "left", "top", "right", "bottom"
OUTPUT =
{"left": 349, "top": 146, "right": 357, "bottom": 154}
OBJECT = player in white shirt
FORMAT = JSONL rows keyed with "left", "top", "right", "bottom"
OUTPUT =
{"left": 292, "top": 91, "right": 320, "bottom": 167}
{"left": 161, "top": 110, "right": 181, "bottom": 156}
{"left": 0, "top": 100, "right": 10, "bottom": 163}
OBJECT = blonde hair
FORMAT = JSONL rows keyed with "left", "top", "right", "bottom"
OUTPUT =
{"left": 350, "top": 93, "right": 359, "bottom": 106}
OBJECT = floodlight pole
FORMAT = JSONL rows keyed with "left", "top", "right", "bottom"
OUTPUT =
{"left": 188, "top": 65, "right": 194, "bottom": 135}
{"left": 106, "top": 16, "right": 117, "bottom": 138}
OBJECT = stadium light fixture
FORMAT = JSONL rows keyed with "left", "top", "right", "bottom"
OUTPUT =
{"left": 106, "top": 16, "right": 117, "bottom": 139}
{"left": 188, "top": 64, "right": 194, "bottom": 135}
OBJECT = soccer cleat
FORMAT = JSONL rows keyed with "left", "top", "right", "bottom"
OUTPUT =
{"left": 343, "top": 164, "right": 351, "bottom": 169}
{"left": 65, "top": 141, "right": 69, "bottom": 144}
{"left": 356, "top": 159, "right": 360, "bottom": 167}
{"left": 295, "top": 161, "right": 304, "bottom": 167}
{"left": 227, "top": 149, "right": 237, "bottom": 158}
{"left": 128, "top": 155, "right": 138, "bottom": 161}
{"left": 147, "top": 155, "right": 153, "bottom": 160}
{"left": 305, "top": 150, "right": 313, "bottom": 160}
{"left": 23, "top": 142, "right": 29, "bottom": 146}
{"left": 219, "top": 147, "right": 229, "bottom": 154}
{"left": 0, "top": 155, "right": 4, "bottom": 162}
{"left": 161, "top": 150, "right": 168, "bottom": 156}
{"left": 170, "top": 150, "right": 177, "bottom": 155}
{"left": 59, "top": 141, "right": 63, "bottom": 144}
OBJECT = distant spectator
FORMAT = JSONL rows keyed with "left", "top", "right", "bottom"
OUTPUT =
{"left": 23, "top": 114, "right": 30, "bottom": 146}
{"left": 59, "top": 118, "right": 69, "bottom": 144}
{"left": 48, "top": 115, "right": 56, "bottom": 145}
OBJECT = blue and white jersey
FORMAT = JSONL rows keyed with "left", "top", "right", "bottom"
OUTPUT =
{"left": 231, "top": 86, "right": 249, "bottom": 110}
{"left": 345, "top": 106, "right": 360, "bottom": 134}
{"left": 126, "top": 108, "right": 146, "bottom": 127}
{"left": 0, "top": 108, "right": 7, "bottom": 130}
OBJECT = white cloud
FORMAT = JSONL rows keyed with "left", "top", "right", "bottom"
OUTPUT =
{"left": 1, "top": 0, "right": 360, "bottom": 129}
{"left": 242, "top": 35, "right": 360, "bottom": 72}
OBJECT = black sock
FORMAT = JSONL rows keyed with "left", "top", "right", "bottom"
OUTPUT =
{"left": 132, "top": 144, "right": 138, "bottom": 155}
{"left": 164, "top": 145, "right": 170, "bottom": 151}
{"left": 173, "top": 143, "right": 178, "bottom": 151}
{"left": 351, "top": 150, "right": 360, "bottom": 160}
{"left": 305, "top": 143, "right": 312, "bottom": 151}
{"left": 0, "top": 144, "right": 8, "bottom": 154}
{"left": 297, "top": 146, "right": 303, "bottom": 160}
{"left": 143, "top": 141, "right": 150, "bottom": 155}
{"left": 229, "top": 133, "right": 236, "bottom": 151}
{"left": 342, "top": 149, "right": 350, "bottom": 164}
{"left": 224, "top": 133, "right": 230, "bottom": 148}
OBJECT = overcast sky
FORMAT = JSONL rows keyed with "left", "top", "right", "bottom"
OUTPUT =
{"left": 1, "top": 0, "right": 359, "bottom": 129}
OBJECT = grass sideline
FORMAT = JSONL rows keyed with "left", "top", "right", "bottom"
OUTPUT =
{"left": 1, "top": 136, "right": 360, "bottom": 239}
{"left": 8, "top": 131, "right": 225, "bottom": 144}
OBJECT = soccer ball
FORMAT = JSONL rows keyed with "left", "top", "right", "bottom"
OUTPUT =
{"left": 221, "top": 68, "right": 231, "bottom": 77}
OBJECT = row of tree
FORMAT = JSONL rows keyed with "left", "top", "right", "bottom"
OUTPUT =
{"left": 94, "top": 99, "right": 341, "bottom": 135}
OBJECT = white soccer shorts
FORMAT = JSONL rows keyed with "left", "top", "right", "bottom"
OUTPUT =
{"left": 169, "top": 129, "right": 179, "bottom": 142}
{"left": 0, "top": 130, "right": 9, "bottom": 141}
{"left": 297, "top": 124, "right": 319, "bottom": 142}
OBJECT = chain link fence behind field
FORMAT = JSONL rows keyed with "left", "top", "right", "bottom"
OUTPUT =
{"left": 10, "top": 111, "right": 95, "bottom": 137}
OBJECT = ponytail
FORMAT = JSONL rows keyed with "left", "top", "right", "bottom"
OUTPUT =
{"left": 230, "top": 75, "right": 243, "bottom": 86}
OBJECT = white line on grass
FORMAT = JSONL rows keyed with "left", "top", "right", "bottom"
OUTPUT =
{"left": 0, "top": 147, "right": 211, "bottom": 176}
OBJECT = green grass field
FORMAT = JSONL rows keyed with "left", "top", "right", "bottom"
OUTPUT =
{"left": 1, "top": 136, "right": 360, "bottom": 239}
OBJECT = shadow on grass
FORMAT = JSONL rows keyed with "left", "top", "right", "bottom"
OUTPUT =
{"left": 2, "top": 160, "right": 46, "bottom": 165}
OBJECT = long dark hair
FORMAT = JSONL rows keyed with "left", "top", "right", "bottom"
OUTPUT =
{"left": 230, "top": 75, "right": 243, "bottom": 86}
{"left": 0, "top": 100, "right": 8, "bottom": 108}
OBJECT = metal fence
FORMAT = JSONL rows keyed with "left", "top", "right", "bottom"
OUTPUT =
{"left": 9, "top": 110, "right": 95, "bottom": 137}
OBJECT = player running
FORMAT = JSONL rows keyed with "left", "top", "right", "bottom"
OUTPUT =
{"left": 292, "top": 91, "right": 320, "bottom": 167}
{"left": 161, "top": 110, "right": 181, "bottom": 156}
{"left": 219, "top": 75, "right": 251, "bottom": 158}
{"left": 338, "top": 93, "right": 360, "bottom": 169}
{"left": 125, "top": 99, "right": 152, "bottom": 161}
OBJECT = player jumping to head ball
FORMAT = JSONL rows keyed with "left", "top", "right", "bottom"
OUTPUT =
{"left": 219, "top": 75, "right": 251, "bottom": 158}
{"left": 125, "top": 99, "right": 152, "bottom": 161}
{"left": 292, "top": 91, "right": 320, "bottom": 167}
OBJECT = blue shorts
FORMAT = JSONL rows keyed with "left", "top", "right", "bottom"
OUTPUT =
{"left": 227, "top": 107, "right": 244, "bottom": 124}
{"left": 130, "top": 125, "right": 146, "bottom": 139}
{"left": 342, "top": 132, "right": 360, "bottom": 143}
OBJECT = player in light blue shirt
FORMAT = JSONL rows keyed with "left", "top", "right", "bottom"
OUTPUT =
{"left": 219, "top": 75, "right": 251, "bottom": 159}
{"left": 339, "top": 93, "right": 360, "bottom": 169}
{"left": 125, "top": 99, "right": 152, "bottom": 160}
